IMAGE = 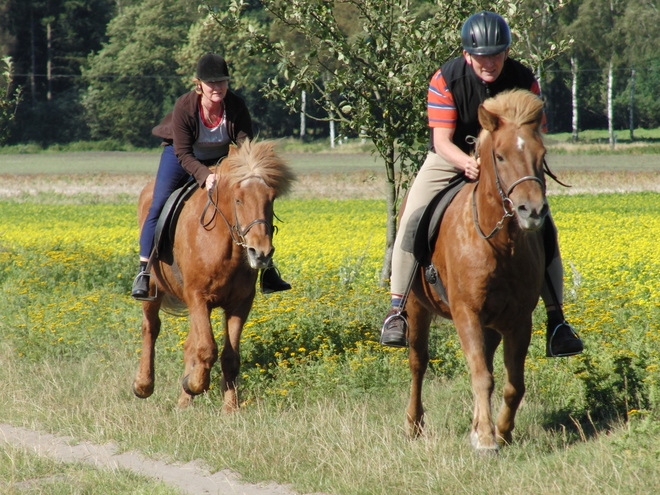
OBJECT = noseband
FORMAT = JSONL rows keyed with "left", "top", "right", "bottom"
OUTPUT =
{"left": 200, "top": 177, "right": 274, "bottom": 248}
{"left": 472, "top": 146, "right": 545, "bottom": 240}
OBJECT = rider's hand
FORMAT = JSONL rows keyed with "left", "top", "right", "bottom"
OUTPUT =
{"left": 463, "top": 156, "right": 480, "bottom": 180}
{"left": 205, "top": 173, "right": 218, "bottom": 192}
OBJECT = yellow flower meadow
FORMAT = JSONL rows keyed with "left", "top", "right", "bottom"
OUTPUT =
{"left": 1, "top": 193, "right": 659, "bottom": 410}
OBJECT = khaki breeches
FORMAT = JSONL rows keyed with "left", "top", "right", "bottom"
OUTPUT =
{"left": 390, "top": 151, "right": 459, "bottom": 296}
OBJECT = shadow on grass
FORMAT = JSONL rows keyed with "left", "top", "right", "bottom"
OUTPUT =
{"left": 542, "top": 407, "right": 625, "bottom": 444}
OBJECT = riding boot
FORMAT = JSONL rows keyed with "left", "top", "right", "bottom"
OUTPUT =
{"left": 546, "top": 311, "right": 584, "bottom": 357}
{"left": 380, "top": 308, "right": 409, "bottom": 348}
{"left": 131, "top": 261, "right": 152, "bottom": 300}
{"left": 131, "top": 270, "right": 151, "bottom": 300}
{"left": 260, "top": 265, "right": 291, "bottom": 294}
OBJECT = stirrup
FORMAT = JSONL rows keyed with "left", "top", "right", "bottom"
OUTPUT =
{"left": 546, "top": 321, "right": 583, "bottom": 357}
{"left": 380, "top": 310, "right": 409, "bottom": 348}
{"left": 131, "top": 271, "right": 158, "bottom": 302}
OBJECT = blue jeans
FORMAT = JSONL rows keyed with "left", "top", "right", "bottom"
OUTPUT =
{"left": 139, "top": 145, "right": 191, "bottom": 258}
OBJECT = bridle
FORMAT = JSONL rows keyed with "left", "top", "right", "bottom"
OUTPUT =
{"left": 200, "top": 174, "right": 274, "bottom": 248}
{"left": 472, "top": 144, "right": 545, "bottom": 240}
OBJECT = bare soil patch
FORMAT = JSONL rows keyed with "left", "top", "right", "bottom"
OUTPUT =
{"left": 1, "top": 424, "right": 303, "bottom": 495}
{"left": 1, "top": 169, "right": 659, "bottom": 202}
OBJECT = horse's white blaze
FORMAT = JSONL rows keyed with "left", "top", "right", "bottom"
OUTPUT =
{"left": 517, "top": 136, "right": 525, "bottom": 150}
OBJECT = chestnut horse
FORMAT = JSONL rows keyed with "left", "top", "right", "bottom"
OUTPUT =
{"left": 405, "top": 90, "right": 548, "bottom": 451}
{"left": 132, "top": 140, "right": 294, "bottom": 410}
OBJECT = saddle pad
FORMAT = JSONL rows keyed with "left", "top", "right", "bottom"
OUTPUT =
{"left": 154, "top": 180, "right": 199, "bottom": 263}
{"left": 401, "top": 175, "right": 466, "bottom": 265}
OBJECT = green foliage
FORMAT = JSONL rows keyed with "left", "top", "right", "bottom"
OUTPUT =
{"left": 0, "top": 0, "right": 115, "bottom": 145}
{"left": 82, "top": 0, "right": 200, "bottom": 146}
{"left": 0, "top": 56, "right": 21, "bottom": 145}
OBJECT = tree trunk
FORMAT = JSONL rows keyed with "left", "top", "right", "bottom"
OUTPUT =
{"left": 30, "top": 9, "right": 36, "bottom": 104}
{"left": 379, "top": 147, "right": 397, "bottom": 287}
{"left": 571, "top": 56, "right": 578, "bottom": 143}
{"left": 629, "top": 68, "right": 635, "bottom": 141}
{"left": 329, "top": 113, "right": 335, "bottom": 148}
{"left": 607, "top": 59, "right": 614, "bottom": 150}
{"left": 300, "top": 90, "right": 306, "bottom": 141}
{"left": 47, "top": 22, "right": 52, "bottom": 101}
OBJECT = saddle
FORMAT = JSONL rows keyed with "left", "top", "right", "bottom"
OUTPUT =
{"left": 153, "top": 179, "right": 199, "bottom": 265}
{"left": 401, "top": 175, "right": 467, "bottom": 306}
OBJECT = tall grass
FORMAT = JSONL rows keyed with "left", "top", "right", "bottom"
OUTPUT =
{"left": 0, "top": 194, "right": 659, "bottom": 493}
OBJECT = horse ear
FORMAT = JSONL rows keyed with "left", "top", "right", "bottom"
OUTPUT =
{"left": 478, "top": 104, "right": 499, "bottom": 132}
{"left": 228, "top": 144, "right": 238, "bottom": 156}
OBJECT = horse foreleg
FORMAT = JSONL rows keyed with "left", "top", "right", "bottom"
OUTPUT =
{"left": 133, "top": 300, "right": 161, "bottom": 399}
{"left": 179, "top": 299, "right": 218, "bottom": 408}
{"left": 220, "top": 299, "right": 253, "bottom": 413}
{"left": 455, "top": 308, "right": 500, "bottom": 452}
{"left": 496, "top": 320, "right": 531, "bottom": 447}
{"left": 405, "top": 294, "right": 432, "bottom": 438}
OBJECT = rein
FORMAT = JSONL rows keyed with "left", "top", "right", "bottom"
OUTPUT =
{"left": 199, "top": 161, "right": 273, "bottom": 248}
{"left": 472, "top": 146, "right": 545, "bottom": 240}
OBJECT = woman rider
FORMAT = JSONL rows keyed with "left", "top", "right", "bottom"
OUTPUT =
{"left": 379, "top": 12, "right": 583, "bottom": 358}
{"left": 131, "top": 53, "right": 291, "bottom": 300}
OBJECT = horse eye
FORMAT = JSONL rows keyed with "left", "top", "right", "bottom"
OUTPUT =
{"left": 496, "top": 154, "right": 504, "bottom": 162}
{"left": 235, "top": 199, "right": 242, "bottom": 205}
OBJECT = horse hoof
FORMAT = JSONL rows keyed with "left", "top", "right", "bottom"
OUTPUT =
{"left": 181, "top": 374, "right": 203, "bottom": 396}
{"left": 470, "top": 431, "right": 500, "bottom": 453}
{"left": 132, "top": 382, "right": 153, "bottom": 399}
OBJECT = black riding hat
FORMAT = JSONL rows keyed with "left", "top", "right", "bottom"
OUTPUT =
{"left": 196, "top": 53, "right": 230, "bottom": 82}
{"left": 461, "top": 11, "right": 511, "bottom": 56}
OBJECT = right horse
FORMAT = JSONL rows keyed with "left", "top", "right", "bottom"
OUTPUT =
{"left": 405, "top": 89, "right": 549, "bottom": 451}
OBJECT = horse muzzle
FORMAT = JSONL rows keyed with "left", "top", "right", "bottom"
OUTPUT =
{"left": 515, "top": 199, "right": 549, "bottom": 231}
{"left": 246, "top": 245, "right": 274, "bottom": 270}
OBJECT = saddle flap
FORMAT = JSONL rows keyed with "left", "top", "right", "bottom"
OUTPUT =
{"left": 154, "top": 180, "right": 199, "bottom": 263}
{"left": 401, "top": 175, "right": 466, "bottom": 265}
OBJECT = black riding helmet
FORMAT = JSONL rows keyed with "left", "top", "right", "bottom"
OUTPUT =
{"left": 196, "top": 53, "right": 230, "bottom": 82}
{"left": 461, "top": 11, "right": 511, "bottom": 56}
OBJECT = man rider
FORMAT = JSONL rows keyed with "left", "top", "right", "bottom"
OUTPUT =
{"left": 379, "top": 11, "right": 584, "bottom": 358}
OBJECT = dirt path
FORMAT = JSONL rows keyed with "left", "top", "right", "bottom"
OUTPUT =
{"left": 1, "top": 424, "right": 301, "bottom": 495}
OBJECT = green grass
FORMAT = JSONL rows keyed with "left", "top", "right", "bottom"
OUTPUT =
{"left": 547, "top": 127, "right": 660, "bottom": 144}
{"left": 0, "top": 192, "right": 659, "bottom": 494}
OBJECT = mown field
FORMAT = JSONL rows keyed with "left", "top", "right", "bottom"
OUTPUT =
{"left": 1, "top": 149, "right": 660, "bottom": 494}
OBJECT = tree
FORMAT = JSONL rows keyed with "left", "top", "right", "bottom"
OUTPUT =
{"left": 0, "top": 0, "right": 114, "bottom": 145}
{"left": 212, "top": 0, "right": 567, "bottom": 282}
{"left": 568, "top": 0, "right": 627, "bottom": 149}
{"left": 82, "top": 0, "right": 199, "bottom": 146}
{"left": 0, "top": 56, "right": 22, "bottom": 144}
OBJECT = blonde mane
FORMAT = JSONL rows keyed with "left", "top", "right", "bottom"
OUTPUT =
{"left": 481, "top": 89, "right": 544, "bottom": 129}
{"left": 221, "top": 140, "right": 295, "bottom": 196}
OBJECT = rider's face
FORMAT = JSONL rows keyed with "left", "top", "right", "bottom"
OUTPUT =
{"left": 464, "top": 49, "right": 509, "bottom": 83}
{"left": 199, "top": 80, "right": 229, "bottom": 103}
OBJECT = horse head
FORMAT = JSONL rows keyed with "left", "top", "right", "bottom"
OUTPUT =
{"left": 477, "top": 89, "right": 548, "bottom": 232}
{"left": 222, "top": 141, "right": 295, "bottom": 270}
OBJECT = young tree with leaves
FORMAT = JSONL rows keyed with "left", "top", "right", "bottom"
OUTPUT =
{"left": 210, "top": 0, "right": 566, "bottom": 281}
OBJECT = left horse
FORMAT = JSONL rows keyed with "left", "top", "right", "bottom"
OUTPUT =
{"left": 132, "top": 140, "right": 295, "bottom": 410}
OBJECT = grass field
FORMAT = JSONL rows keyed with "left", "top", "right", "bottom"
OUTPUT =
{"left": 1, "top": 150, "right": 659, "bottom": 494}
